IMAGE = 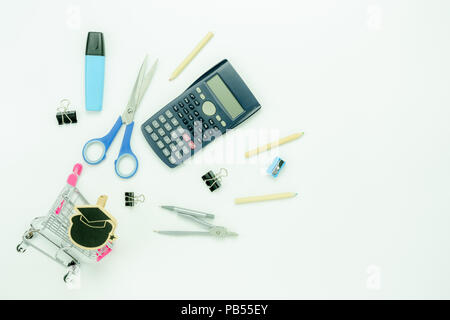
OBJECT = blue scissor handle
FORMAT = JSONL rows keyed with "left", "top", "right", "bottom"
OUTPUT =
{"left": 114, "top": 121, "right": 138, "bottom": 179}
{"left": 82, "top": 116, "right": 123, "bottom": 165}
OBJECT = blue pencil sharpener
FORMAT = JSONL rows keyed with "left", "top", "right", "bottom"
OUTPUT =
{"left": 267, "top": 157, "right": 286, "bottom": 178}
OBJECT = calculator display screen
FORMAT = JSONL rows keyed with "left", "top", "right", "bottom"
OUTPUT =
{"left": 206, "top": 75, "right": 244, "bottom": 120}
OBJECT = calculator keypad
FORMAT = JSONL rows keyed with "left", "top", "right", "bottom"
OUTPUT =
{"left": 144, "top": 125, "right": 153, "bottom": 134}
{"left": 142, "top": 89, "right": 227, "bottom": 167}
{"left": 164, "top": 123, "right": 172, "bottom": 131}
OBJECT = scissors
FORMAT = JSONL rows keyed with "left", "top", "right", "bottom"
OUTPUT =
{"left": 82, "top": 56, "right": 158, "bottom": 179}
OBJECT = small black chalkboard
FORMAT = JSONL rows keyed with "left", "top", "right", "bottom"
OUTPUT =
{"left": 69, "top": 205, "right": 117, "bottom": 250}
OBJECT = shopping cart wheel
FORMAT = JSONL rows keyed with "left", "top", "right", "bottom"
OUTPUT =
{"left": 25, "top": 231, "right": 34, "bottom": 240}
{"left": 63, "top": 273, "right": 71, "bottom": 283}
{"left": 63, "top": 270, "right": 78, "bottom": 284}
{"left": 16, "top": 242, "right": 27, "bottom": 253}
{"left": 63, "top": 261, "right": 80, "bottom": 284}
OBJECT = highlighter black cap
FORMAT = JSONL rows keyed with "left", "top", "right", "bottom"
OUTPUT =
{"left": 86, "top": 32, "right": 105, "bottom": 56}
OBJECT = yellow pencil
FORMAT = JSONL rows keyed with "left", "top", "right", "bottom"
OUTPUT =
{"left": 235, "top": 192, "right": 298, "bottom": 204}
{"left": 245, "top": 132, "right": 304, "bottom": 158}
{"left": 169, "top": 31, "right": 214, "bottom": 81}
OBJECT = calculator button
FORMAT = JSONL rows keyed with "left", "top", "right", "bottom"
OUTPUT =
{"left": 178, "top": 102, "right": 184, "bottom": 107}
{"left": 196, "top": 87, "right": 201, "bottom": 93}
{"left": 213, "top": 126, "right": 220, "bottom": 132}
{"left": 144, "top": 125, "right": 153, "bottom": 133}
{"left": 177, "top": 112, "right": 183, "bottom": 118}
{"left": 184, "top": 97, "right": 189, "bottom": 103}
{"left": 152, "top": 120, "right": 160, "bottom": 128}
{"left": 177, "top": 127, "right": 185, "bottom": 134}
{"left": 187, "top": 125, "right": 193, "bottom": 131}
{"left": 202, "top": 101, "right": 216, "bottom": 116}
{"left": 198, "top": 117, "right": 204, "bottom": 122}
{"left": 157, "top": 128, "right": 166, "bottom": 136}
{"left": 188, "top": 104, "right": 194, "bottom": 110}
{"left": 177, "top": 140, "right": 184, "bottom": 148}
{"left": 200, "top": 94, "right": 205, "bottom": 100}
{"left": 203, "top": 123, "right": 209, "bottom": 129}
{"left": 158, "top": 115, "right": 166, "bottom": 123}
{"left": 208, "top": 119, "right": 214, "bottom": 125}
{"left": 188, "top": 141, "right": 196, "bottom": 149}
{"left": 173, "top": 105, "right": 179, "bottom": 112}
{"left": 194, "top": 100, "right": 200, "bottom": 106}
{"left": 171, "top": 118, "right": 179, "bottom": 126}
{"left": 164, "top": 123, "right": 172, "bottom": 131}
{"left": 221, "top": 120, "right": 226, "bottom": 127}
{"left": 183, "top": 108, "right": 189, "bottom": 115}
{"left": 182, "top": 146, "right": 189, "bottom": 154}
{"left": 165, "top": 110, "right": 173, "bottom": 118}
{"left": 183, "top": 133, "right": 191, "bottom": 142}
{"left": 195, "top": 137, "right": 202, "bottom": 144}
{"left": 168, "top": 156, "right": 176, "bottom": 164}
{"left": 170, "top": 131, "right": 178, "bottom": 139}
{"left": 189, "top": 93, "right": 195, "bottom": 99}
{"left": 157, "top": 141, "right": 164, "bottom": 149}
{"left": 215, "top": 115, "right": 221, "bottom": 121}
{"left": 182, "top": 119, "right": 188, "bottom": 124}
{"left": 174, "top": 151, "right": 182, "bottom": 159}
{"left": 163, "top": 136, "right": 171, "bottom": 144}
{"left": 194, "top": 111, "right": 199, "bottom": 117}
{"left": 188, "top": 114, "right": 194, "bottom": 121}
{"left": 150, "top": 133, "right": 158, "bottom": 141}
{"left": 162, "top": 148, "right": 170, "bottom": 157}
{"left": 169, "top": 144, "right": 177, "bottom": 152}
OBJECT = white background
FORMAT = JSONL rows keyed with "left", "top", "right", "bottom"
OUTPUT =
{"left": 1, "top": 0, "right": 449, "bottom": 299}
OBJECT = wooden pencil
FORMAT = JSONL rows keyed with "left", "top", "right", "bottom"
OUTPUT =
{"left": 169, "top": 31, "right": 214, "bottom": 81}
{"left": 234, "top": 192, "right": 298, "bottom": 204}
{"left": 245, "top": 132, "right": 304, "bottom": 158}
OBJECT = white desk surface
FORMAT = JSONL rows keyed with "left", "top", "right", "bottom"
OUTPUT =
{"left": 1, "top": 0, "right": 450, "bottom": 299}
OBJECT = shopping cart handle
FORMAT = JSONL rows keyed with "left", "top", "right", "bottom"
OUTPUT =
{"left": 67, "top": 173, "right": 78, "bottom": 187}
{"left": 73, "top": 163, "right": 83, "bottom": 176}
{"left": 67, "top": 164, "right": 83, "bottom": 187}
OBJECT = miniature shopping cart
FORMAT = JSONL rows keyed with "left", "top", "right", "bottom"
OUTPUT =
{"left": 17, "top": 163, "right": 114, "bottom": 283}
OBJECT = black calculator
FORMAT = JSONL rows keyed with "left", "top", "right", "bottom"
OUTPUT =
{"left": 141, "top": 59, "right": 261, "bottom": 168}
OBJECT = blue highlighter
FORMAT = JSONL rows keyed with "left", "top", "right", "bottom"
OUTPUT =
{"left": 85, "top": 32, "right": 105, "bottom": 111}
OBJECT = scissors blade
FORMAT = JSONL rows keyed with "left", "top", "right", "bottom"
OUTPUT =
{"left": 122, "top": 55, "right": 149, "bottom": 123}
{"left": 137, "top": 59, "right": 158, "bottom": 107}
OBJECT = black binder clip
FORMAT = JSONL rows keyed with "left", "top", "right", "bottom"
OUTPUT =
{"left": 56, "top": 99, "right": 77, "bottom": 125}
{"left": 125, "top": 192, "right": 145, "bottom": 207}
{"left": 201, "top": 168, "right": 228, "bottom": 192}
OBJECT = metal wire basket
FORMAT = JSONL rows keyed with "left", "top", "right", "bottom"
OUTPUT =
{"left": 17, "top": 164, "right": 113, "bottom": 283}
